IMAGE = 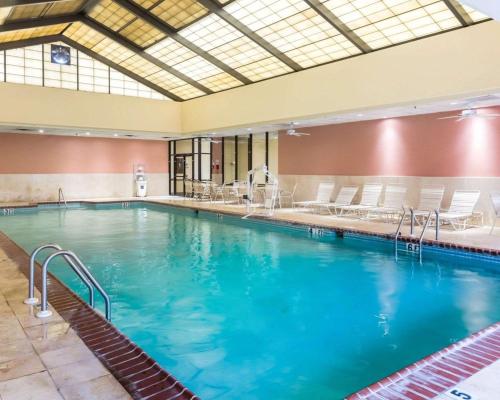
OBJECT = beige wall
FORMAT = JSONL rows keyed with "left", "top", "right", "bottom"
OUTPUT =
{"left": 181, "top": 21, "right": 500, "bottom": 134}
{"left": 279, "top": 175, "right": 500, "bottom": 225}
{"left": 0, "top": 133, "right": 169, "bottom": 201}
{"left": 0, "top": 82, "right": 181, "bottom": 135}
{"left": 0, "top": 173, "right": 169, "bottom": 202}
{"left": 2, "top": 22, "right": 500, "bottom": 136}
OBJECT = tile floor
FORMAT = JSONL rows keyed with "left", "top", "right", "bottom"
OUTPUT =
{"left": 0, "top": 248, "right": 132, "bottom": 400}
{"left": 150, "top": 198, "right": 500, "bottom": 252}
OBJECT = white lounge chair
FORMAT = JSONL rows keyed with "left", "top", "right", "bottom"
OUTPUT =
{"left": 367, "top": 185, "right": 407, "bottom": 221}
{"left": 439, "top": 190, "right": 481, "bottom": 230}
{"left": 490, "top": 192, "right": 500, "bottom": 235}
{"left": 336, "top": 184, "right": 383, "bottom": 217}
{"left": 314, "top": 186, "right": 359, "bottom": 215}
{"left": 293, "top": 182, "right": 335, "bottom": 210}
{"left": 410, "top": 186, "right": 445, "bottom": 225}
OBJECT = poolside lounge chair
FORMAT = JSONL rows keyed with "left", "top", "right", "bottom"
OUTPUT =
{"left": 313, "top": 186, "right": 358, "bottom": 215}
{"left": 489, "top": 192, "right": 500, "bottom": 235}
{"left": 438, "top": 190, "right": 481, "bottom": 230}
{"left": 292, "top": 182, "right": 334, "bottom": 210}
{"left": 410, "top": 186, "right": 445, "bottom": 225}
{"left": 336, "top": 184, "right": 383, "bottom": 217}
{"left": 367, "top": 185, "right": 407, "bottom": 221}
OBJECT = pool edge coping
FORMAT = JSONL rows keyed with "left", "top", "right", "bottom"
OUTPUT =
{"left": 0, "top": 230, "right": 200, "bottom": 400}
{"left": 2, "top": 199, "right": 500, "bottom": 259}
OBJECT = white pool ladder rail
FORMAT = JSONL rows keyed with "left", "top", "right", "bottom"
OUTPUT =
{"left": 58, "top": 187, "right": 67, "bottom": 208}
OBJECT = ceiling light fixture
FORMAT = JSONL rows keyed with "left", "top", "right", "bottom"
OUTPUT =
{"left": 38, "top": 129, "right": 44, "bottom": 133}
{"left": 85, "top": 132, "right": 90, "bottom": 136}
{"left": 113, "top": 134, "right": 119, "bottom": 137}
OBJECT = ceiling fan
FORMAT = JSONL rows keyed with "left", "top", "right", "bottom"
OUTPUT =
{"left": 285, "top": 123, "right": 310, "bottom": 136}
{"left": 438, "top": 108, "right": 500, "bottom": 122}
{"left": 206, "top": 138, "right": 221, "bottom": 144}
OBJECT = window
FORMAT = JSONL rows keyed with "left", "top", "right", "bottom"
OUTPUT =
{"left": 0, "top": 41, "right": 167, "bottom": 100}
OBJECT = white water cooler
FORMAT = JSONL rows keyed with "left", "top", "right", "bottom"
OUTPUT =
{"left": 134, "top": 164, "right": 148, "bottom": 197}
{"left": 136, "top": 178, "right": 147, "bottom": 197}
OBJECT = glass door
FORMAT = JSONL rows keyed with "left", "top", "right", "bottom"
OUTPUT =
{"left": 173, "top": 154, "right": 192, "bottom": 196}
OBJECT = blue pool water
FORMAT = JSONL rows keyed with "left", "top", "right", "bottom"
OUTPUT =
{"left": 0, "top": 204, "right": 499, "bottom": 399}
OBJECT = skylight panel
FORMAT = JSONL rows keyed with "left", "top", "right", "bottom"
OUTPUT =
{"left": 180, "top": 14, "right": 242, "bottom": 52}
{"left": 5, "top": 1, "right": 84, "bottom": 21}
{"left": 0, "top": 24, "right": 68, "bottom": 43}
{"left": 461, "top": 4, "right": 489, "bottom": 22}
{"left": 119, "top": 19, "right": 166, "bottom": 47}
{"left": 225, "top": 0, "right": 358, "bottom": 67}
{"left": 170, "top": 84, "right": 205, "bottom": 99}
{"left": 146, "top": 37, "right": 198, "bottom": 66}
{"left": 89, "top": 0, "right": 136, "bottom": 31}
{"left": 133, "top": 0, "right": 209, "bottom": 29}
{"left": 89, "top": 0, "right": 165, "bottom": 47}
{"left": 320, "top": 0, "right": 461, "bottom": 49}
{"left": 198, "top": 72, "right": 242, "bottom": 91}
{"left": 235, "top": 56, "right": 292, "bottom": 81}
{"left": 225, "top": 0, "right": 309, "bottom": 31}
{"left": 208, "top": 36, "right": 272, "bottom": 69}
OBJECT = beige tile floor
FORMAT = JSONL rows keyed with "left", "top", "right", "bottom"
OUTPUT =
{"left": 0, "top": 249, "right": 132, "bottom": 400}
{"left": 151, "top": 197, "right": 500, "bottom": 251}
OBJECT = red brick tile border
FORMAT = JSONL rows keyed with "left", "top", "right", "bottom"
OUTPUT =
{"left": 0, "top": 231, "right": 199, "bottom": 400}
{"left": 347, "top": 322, "right": 500, "bottom": 400}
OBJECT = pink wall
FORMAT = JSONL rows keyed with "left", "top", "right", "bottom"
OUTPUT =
{"left": 0, "top": 133, "right": 168, "bottom": 174}
{"left": 279, "top": 107, "right": 500, "bottom": 177}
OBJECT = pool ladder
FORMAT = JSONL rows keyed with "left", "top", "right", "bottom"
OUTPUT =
{"left": 25, "top": 244, "right": 111, "bottom": 321}
{"left": 58, "top": 188, "right": 67, "bottom": 208}
{"left": 394, "top": 209, "right": 435, "bottom": 262}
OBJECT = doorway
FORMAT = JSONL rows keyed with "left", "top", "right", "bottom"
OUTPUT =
{"left": 173, "top": 154, "right": 192, "bottom": 196}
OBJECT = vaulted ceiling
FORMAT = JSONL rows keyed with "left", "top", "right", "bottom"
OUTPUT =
{"left": 0, "top": 0, "right": 489, "bottom": 101}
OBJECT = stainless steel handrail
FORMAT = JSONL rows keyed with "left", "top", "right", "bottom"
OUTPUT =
{"left": 419, "top": 211, "right": 433, "bottom": 263}
{"left": 36, "top": 250, "right": 111, "bottom": 321}
{"left": 58, "top": 188, "right": 67, "bottom": 208}
{"left": 25, "top": 244, "right": 94, "bottom": 307}
{"left": 394, "top": 208, "right": 408, "bottom": 258}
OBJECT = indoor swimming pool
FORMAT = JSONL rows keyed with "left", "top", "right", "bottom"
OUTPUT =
{"left": 0, "top": 203, "right": 499, "bottom": 400}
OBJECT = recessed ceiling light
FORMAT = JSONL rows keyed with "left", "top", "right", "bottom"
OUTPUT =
{"left": 247, "top": 128, "right": 252, "bottom": 132}
{"left": 113, "top": 134, "right": 119, "bottom": 137}
{"left": 38, "top": 129, "right": 44, "bottom": 133}
{"left": 450, "top": 102, "right": 459, "bottom": 106}
{"left": 357, "top": 114, "right": 364, "bottom": 117}
{"left": 85, "top": 132, "right": 90, "bottom": 136}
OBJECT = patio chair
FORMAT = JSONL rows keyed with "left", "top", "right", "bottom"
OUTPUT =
{"left": 292, "top": 182, "right": 334, "bottom": 209}
{"left": 367, "top": 185, "right": 407, "bottom": 222}
{"left": 314, "top": 186, "right": 359, "bottom": 215}
{"left": 211, "top": 183, "right": 226, "bottom": 202}
{"left": 225, "top": 181, "right": 245, "bottom": 204}
{"left": 489, "top": 192, "right": 500, "bottom": 234}
{"left": 336, "top": 184, "right": 383, "bottom": 217}
{"left": 193, "top": 181, "right": 211, "bottom": 201}
{"left": 279, "top": 183, "right": 297, "bottom": 208}
{"left": 438, "top": 190, "right": 481, "bottom": 230}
